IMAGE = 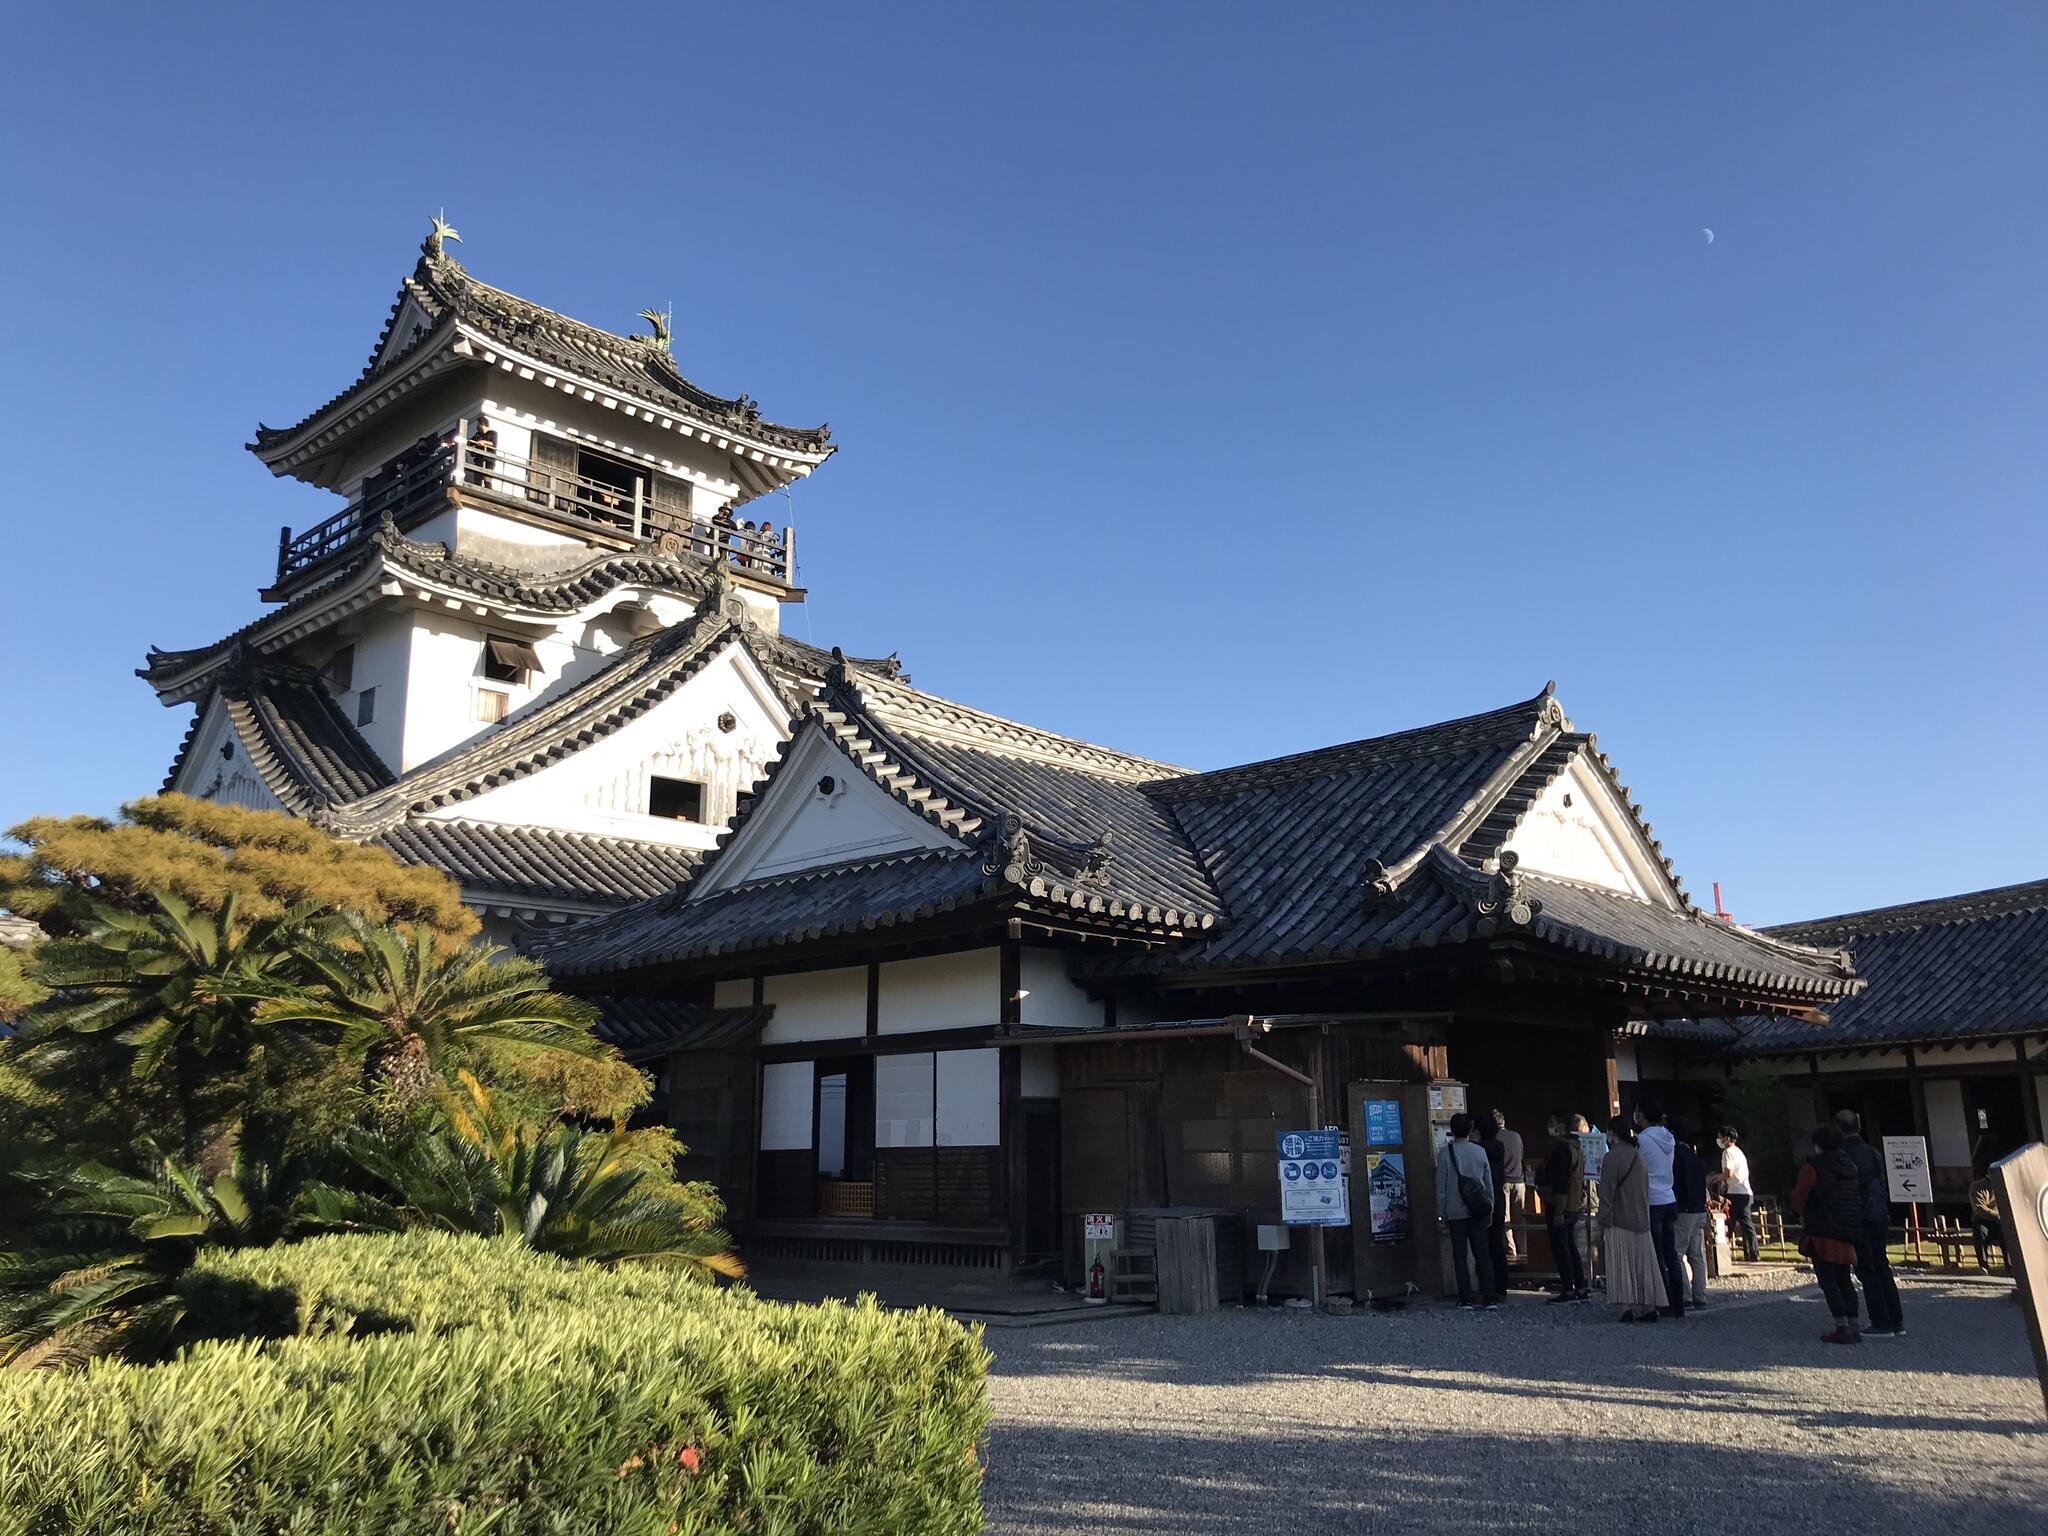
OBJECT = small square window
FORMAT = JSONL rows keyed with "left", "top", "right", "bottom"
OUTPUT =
{"left": 648, "top": 776, "right": 706, "bottom": 822}
{"left": 356, "top": 687, "right": 377, "bottom": 727}
{"left": 483, "top": 636, "right": 541, "bottom": 685}
{"left": 474, "top": 688, "right": 510, "bottom": 724}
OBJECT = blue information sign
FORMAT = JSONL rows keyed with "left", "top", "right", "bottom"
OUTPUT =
{"left": 1276, "top": 1129, "right": 1349, "bottom": 1226}
{"left": 1364, "top": 1099, "right": 1403, "bottom": 1147}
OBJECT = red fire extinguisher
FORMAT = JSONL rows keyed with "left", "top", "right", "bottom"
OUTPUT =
{"left": 1089, "top": 1258, "right": 1105, "bottom": 1300}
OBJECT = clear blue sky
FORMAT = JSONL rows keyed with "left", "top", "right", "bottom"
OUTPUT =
{"left": 2, "top": 4, "right": 2042, "bottom": 925}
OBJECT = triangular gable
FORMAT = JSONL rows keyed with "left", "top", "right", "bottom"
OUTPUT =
{"left": 371, "top": 290, "right": 440, "bottom": 375}
{"left": 166, "top": 693, "right": 288, "bottom": 813}
{"left": 424, "top": 638, "right": 792, "bottom": 850}
{"left": 691, "top": 723, "right": 965, "bottom": 897}
{"left": 1500, "top": 747, "right": 1682, "bottom": 908}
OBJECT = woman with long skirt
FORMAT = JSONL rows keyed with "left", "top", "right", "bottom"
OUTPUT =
{"left": 1599, "top": 1119, "right": 1668, "bottom": 1323}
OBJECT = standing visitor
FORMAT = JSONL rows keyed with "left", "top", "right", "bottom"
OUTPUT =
{"left": 1494, "top": 1109, "right": 1526, "bottom": 1262}
{"left": 1634, "top": 1097, "right": 1686, "bottom": 1318}
{"left": 1475, "top": 1109, "right": 1510, "bottom": 1304}
{"left": 1791, "top": 1123, "right": 1865, "bottom": 1345}
{"left": 1716, "top": 1128, "right": 1759, "bottom": 1262}
{"left": 1671, "top": 1120, "right": 1710, "bottom": 1309}
{"left": 1835, "top": 1110, "right": 1904, "bottom": 1336}
{"left": 1435, "top": 1114, "right": 1497, "bottom": 1310}
{"left": 1543, "top": 1110, "right": 1589, "bottom": 1303}
{"left": 1598, "top": 1120, "right": 1666, "bottom": 1323}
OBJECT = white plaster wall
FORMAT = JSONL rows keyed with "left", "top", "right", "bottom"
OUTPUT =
{"left": 760, "top": 1061, "right": 814, "bottom": 1151}
{"left": 876, "top": 1052, "right": 935, "bottom": 1148}
{"left": 1503, "top": 756, "right": 1667, "bottom": 904}
{"left": 1017, "top": 947, "right": 1099, "bottom": 1029}
{"left": 713, "top": 978, "right": 755, "bottom": 1009}
{"left": 759, "top": 966, "right": 866, "bottom": 1045}
{"left": 344, "top": 613, "right": 414, "bottom": 772}
{"left": 1615, "top": 1040, "right": 1640, "bottom": 1083}
{"left": 1924, "top": 1079, "right": 1971, "bottom": 1166}
{"left": 436, "top": 645, "right": 788, "bottom": 848}
{"left": 1019, "top": 1044, "right": 1061, "bottom": 1098}
{"left": 878, "top": 950, "right": 1000, "bottom": 1034}
{"left": 936, "top": 1049, "right": 1001, "bottom": 1146}
{"left": 695, "top": 730, "right": 960, "bottom": 893}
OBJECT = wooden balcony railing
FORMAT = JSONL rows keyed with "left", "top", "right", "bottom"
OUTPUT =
{"left": 275, "top": 441, "right": 795, "bottom": 587}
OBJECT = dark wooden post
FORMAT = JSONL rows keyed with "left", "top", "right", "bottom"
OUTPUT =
{"left": 2021, "top": 1038, "right": 2044, "bottom": 1144}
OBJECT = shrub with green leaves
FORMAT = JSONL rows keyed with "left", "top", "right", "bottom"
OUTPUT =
{"left": 0, "top": 1231, "right": 991, "bottom": 1535}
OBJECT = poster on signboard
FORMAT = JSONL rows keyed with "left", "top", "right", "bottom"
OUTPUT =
{"left": 1277, "top": 1129, "right": 1350, "bottom": 1226}
{"left": 1883, "top": 1136, "right": 1931, "bottom": 1205}
{"left": 1577, "top": 1129, "right": 1610, "bottom": 1180}
{"left": 1366, "top": 1152, "right": 1410, "bottom": 1242}
{"left": 1365, "top": 1099, "right": 1403, "bottom": 1147}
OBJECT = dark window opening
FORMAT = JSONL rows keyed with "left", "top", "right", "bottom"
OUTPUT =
{"left": 356, "top": 687, "right": 377, "bottom": 727}
{"left": 648, "top": 776, "right": 706, "bottom": 822}
{"left": 323, "top": 644, "right": 355, "bottom": 694}
{"left": 482, "top": 636, "right": 541, "bottom": 685}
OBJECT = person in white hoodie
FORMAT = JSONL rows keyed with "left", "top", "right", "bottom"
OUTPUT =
{"left": 1633, "top": 1097, "right": 1686, "bottom": 1318}
{"left": 1436, "top": 1114, "right": 1497, "bottom": 1310}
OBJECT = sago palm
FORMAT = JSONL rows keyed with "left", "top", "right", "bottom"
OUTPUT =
{"left": 0, "top": 1140, "right": 306, "bottom": 1368}
{"left": 341, "top": 1072, "right": 743, "bottom": 1279}
{"left": 22, "top": 892, "right": 323, "bottom": 1164}
{"left": 256, "top": 914, "right": 606, "bottom": 1111}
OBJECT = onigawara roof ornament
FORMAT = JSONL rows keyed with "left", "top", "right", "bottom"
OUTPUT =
{"left": 634, "top": 307, "right": 673, "bottom": 353}
{"left": 422, "top": 215, "right": 461, "bottom": 264}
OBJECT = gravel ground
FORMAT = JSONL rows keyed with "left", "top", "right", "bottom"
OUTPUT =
{"left": 982, "top": 1272, "right": 2047, "bottom": 1535}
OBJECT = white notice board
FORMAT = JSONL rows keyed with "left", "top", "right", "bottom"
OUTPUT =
{"left": 1883, "top": 1135, "right": 1931, "bottom": 1204}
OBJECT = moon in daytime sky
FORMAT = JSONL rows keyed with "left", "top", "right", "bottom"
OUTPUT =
{"left": 1703, "top": 228, "right": 1715, "bottom": 245}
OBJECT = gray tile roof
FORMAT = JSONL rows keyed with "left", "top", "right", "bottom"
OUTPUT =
{"left": 537, "top": 677, "right": 1858, "bottom": 1008}
{"left": 585, "top": 999, "right": 772, "bottom": 1061}
{"left": 537, "top": 850, "right": 1004, "bottom": 976}
{"left": 254, "top": 246, "right": 832, "bottom": 462}
{"left": 160, "top": 665, "right": 394, "bottom": 814}
{"left": 1665, "top": 879, "right": 2048, "bottom": 1053}
{"left": 376, "top": 820, "right": 700, "bottom": 909}
{"left": 144, "top": 522, "right": 727, "bottom": 691}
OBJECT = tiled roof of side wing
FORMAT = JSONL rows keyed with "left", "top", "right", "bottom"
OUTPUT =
{"left": 534, "top": 849, "right": 1005, "bottom": 977}
{"left": 1135, "top": 689, "right": 1564, "bottom": 968}
{"left": 1146, "top": 687, "right": 1559, "bottom": 802}
{"left": 161, "top": 668, "right": 394, "bottom": 812}
{"left": 1723, "top": 879, "right": 2048, "bottom": 1051}
{"left": 253, "top": 251, "right": 833, "bottom": 457}
{"left": 231, "top": 672, "right": 394, "bottom": 809}
{"left": 847, "top": 676, "right": 1222, "bottom": 920}
{"left": 376, "top": 820, "right": 699, "bottom": 909}
{"left": 1764, "top": 879, "right": 2048, "bottom": 944}
{"left": 1520, "top": 875, "right": 1856, "bottom": 999}
{"left": 587, "top": 999, "right": 773, "bottom": 1059}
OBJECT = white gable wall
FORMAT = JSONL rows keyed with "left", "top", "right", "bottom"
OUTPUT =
{"left": 430, "top": 642, "right": 789, "bottom": 850}
{"left": 171, "top": 695, "right": 287, "bottom": 813}
{"left": 693, "top": 728, "right": 963, "bottom": 895}
{"left": 1502, "top": 753, "right": 1675, "bottom": 907}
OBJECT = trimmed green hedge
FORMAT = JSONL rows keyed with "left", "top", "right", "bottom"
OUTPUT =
{"left": 0, "top": 1232, "right": 990, "bottom": 1535}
